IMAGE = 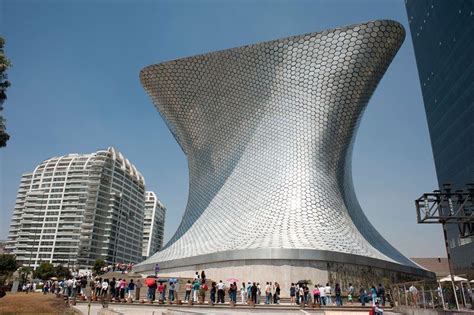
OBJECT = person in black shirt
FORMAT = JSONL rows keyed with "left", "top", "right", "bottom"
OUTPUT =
{"left": 335, "top": 283, "right": 342, "bottom": 306}
{"left": 303, "top": 285, "right": 309, "bottom": 305}
{"left": 80, "top": 277, "right": 87, "bottom": 296}
{"left": 274, "top": 282, "right": 281, "bottom": 304}
{"left": 290, "top": 283, "right": 296, "bottom": 305}
{"left": 251, "top": 283, "right": 257, "bottom": 304}
{"left": 377, "top": 283, "right": 385, "bottom": 306}
{"left": 110, "top": 278, "right": 116, "bottom": 298}
{"left": 210, "top": 282, "right": 216, "bottom": 304}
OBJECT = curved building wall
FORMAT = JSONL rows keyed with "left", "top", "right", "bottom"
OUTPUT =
{"left": 137, "top": 20, "right": 430, "bottom": 279}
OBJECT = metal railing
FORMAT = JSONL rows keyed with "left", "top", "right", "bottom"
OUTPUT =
{"left": 391, "top": 279, "right": 473, "bottom": 310}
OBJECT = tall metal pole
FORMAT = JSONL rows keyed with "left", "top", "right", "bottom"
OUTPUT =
{"left": 422, "top": 286, "right": 426, "bottom": 309}
{"left": 430, "top": 290, "right": 434, "bottom": 309}
{"left": 442, "top": 222, "right": 460, "bottom": 310}
{"left": 438, "top": 280, "right": 446, "bottom": 310}
{"left": 398, "top": 286, "right": 401, "bottom": 307}
{"left": 404, "top": 285, "right": 408, "bottom": 306}
{"left": 460, "top": 282, "right": 467, "bottom": 307}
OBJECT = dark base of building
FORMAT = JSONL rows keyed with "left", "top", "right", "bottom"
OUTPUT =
{"left": 135, "top": 249, "right": 434, "bottom": 297}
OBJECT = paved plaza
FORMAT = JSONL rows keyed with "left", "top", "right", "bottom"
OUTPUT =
{"left": 74, "top": 302, "right": 398, "bottom": 315}
{"left": 74, "top": 302, "right": 474, "bottom": 315}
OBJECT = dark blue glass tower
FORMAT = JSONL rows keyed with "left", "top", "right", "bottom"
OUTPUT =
{"left": 405, "top": 0, "right": 473, "bottom": 276}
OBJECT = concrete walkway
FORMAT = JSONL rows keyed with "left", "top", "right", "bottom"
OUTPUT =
{"left": 74, "top": 302, "right": 400, "bottom": 315}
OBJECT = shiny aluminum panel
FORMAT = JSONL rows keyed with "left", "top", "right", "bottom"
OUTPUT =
{"left": 138, "top": 20, "right": 422, "bottom": 272}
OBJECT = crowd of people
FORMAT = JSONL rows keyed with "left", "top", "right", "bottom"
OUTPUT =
{"left": 19, "top": 270, "right": 388, "bottom": 307}
{"left": 144, "top": 277, "right": 180, "bottom": 302}
{"left": 17, "top": 266, "right": 417, "bottom": 315}
{"left": 288, "top": 282, "right": 386, "bottom": 308}
{"left": 100, "top": 263, "right": 134, "bottom": 274}
{"left": 90, "top": 277, "right": 143, "bottom": 301}
{"left": 19, "top": 275, "right": 144, "bottom": 301}
{"left": 21, "top": 282, "right": 36, "bottom": 293}
{"left": 143, "top": 270, "right": 387, "bottom": 311}
{"left": 21, "top": 276, "right": 90, "bottom": 297}
{"left": 165, "top": 271, "right": 272, "bottom": 305}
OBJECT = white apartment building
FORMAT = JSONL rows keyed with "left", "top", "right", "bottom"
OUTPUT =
{"left": 142, "top": 191, "right": 166, "bottom": 259}
{"left": 6, "top": 147, "right": 146, "bottom": 270}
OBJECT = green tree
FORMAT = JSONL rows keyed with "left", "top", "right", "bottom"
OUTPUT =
{"left": 0, "top": 254, "right": 18, "bottom": 283}
{"left": 18, "top": 266, "right": 32, "bottom": 283}
{"left": 93, "top": 259, "right": 107, "bottom": 275}
{"left": 54, "top": 264, "right": 71, "bottom": 279}
{"left": 0, "top": 36, "right": 12, "bottom": 147}
{"left": 33, "top": 262, "right": 56, "bottom": 280}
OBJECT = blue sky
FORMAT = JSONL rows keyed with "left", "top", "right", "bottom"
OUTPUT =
{"left": 0, "top": 0, "right": 445, "bottom": 257}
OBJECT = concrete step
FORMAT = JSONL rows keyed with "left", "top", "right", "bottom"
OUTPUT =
{"left": 79, "top": 299, "right": 395, "bottom": 312}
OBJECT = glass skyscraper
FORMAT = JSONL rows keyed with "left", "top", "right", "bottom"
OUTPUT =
{"left": 405, "top": 0, "right": 473, "bottom": 276}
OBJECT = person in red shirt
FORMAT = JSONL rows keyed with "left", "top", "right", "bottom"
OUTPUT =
{"left": 146, "top": 278, "right": 157, "bottom": 301}
{"left": 158, "top": 282, "right": 165, "bottom": 301}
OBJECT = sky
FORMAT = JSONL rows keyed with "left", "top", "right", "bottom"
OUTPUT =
{"left": 0, "top": 0, "right": 446, "bottom": 258}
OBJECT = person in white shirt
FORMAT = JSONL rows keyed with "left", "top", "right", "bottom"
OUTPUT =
{"left": 348, "top": 283, "right": 355, "bottom": 304}
{"left": 298, "top": 285, "right": 304, "bottom": 304}
{"left": 101, "top": 280, "right": 109, "bottom": 296}
{"left": 409, "top": 284, "right": 418, "bottom": 306}
{"left": 216, "top": 280, "right": 225, "bottom": 303}
{"left": 174, "top": 280, "right": 180, "bottom": 301}
{"left": 256, "top": 283, "right": 261, "bottom": 304}
{"left": 240, "top": 282, "right": 246, "bottom": 304}
{"left": 325, "top": 283, "right": 332, "bottom": 305}
{"left": 264, "top": 282, "right": 271, "bottom": 304}
{"left": 94, "top": 278, "right": 101, "bottom": 297}
{"left": 72, "top": 278, "right": 78, "bottom": 297}
{"left": 65, "top": 278, "right": 73, "bottom": 297}
{"left": 373, "top": 301, "right": 384, "bottom": 314}
{"left": 319, "top": 283, "right": 327, "bottom": 305}
{"left": 269, "top": 282, "right": 273, "bottom": 304}
{"left": 115, "top": 279, "right": 121, "bottom": 299}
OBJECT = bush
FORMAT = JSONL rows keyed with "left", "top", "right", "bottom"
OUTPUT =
{"left": 93, "top": 259, "right": 107, "bottom": 275}
{"left": 33, "top": 263, "right": 55, "bottom": 280}
{"left": 0, "top": 254, "right": 18, "bottom": 283}
{"left": 33, "top": 263, "right": 71, "bottom": 280}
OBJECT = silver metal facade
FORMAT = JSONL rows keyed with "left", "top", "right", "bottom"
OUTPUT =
{"left": 138, "top": 20, "right": 423, "bottom": 273}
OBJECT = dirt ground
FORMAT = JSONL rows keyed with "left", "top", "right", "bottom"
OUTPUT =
{"left": 0, "top": 292, "right": 80, "bottom": 315}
